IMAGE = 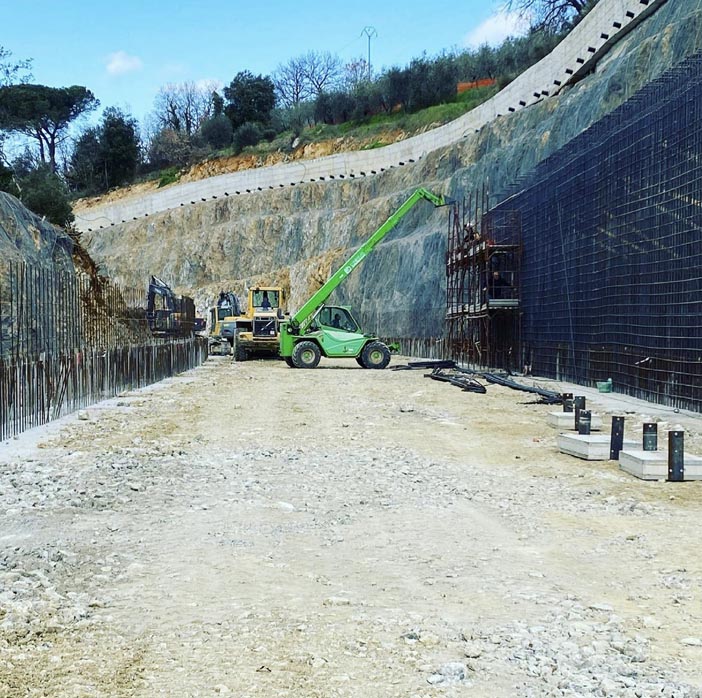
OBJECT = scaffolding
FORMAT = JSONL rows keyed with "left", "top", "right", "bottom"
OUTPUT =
{"left": 446, "top": 193, "right": 522, "bottom": 370}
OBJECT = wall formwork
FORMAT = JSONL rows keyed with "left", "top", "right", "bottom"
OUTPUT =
{"left": 490, "top": 53, "right": 702, "bottom": 411}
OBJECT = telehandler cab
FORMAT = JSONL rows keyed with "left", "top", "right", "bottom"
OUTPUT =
{"left": 279, "top": 188, "right": 446, "bottom": 369}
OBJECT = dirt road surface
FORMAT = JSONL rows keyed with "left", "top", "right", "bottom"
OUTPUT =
{"left": 1, "top": 357, "right": 702, "bottom": 697}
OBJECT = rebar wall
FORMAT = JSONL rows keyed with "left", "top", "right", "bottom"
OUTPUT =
{"left": 0, "top": 263, "right": 207, "bottom": 440}
{"left": 490, "top": 54, "right": 702, "bottom": 411}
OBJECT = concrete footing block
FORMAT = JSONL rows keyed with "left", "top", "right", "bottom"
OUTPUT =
{"left": 618, "top": 450, "right": 702, "bottom": 481}
{"left": 557, "top": 433, "right": 637, "bottom": 460}
{"left": 548, "top": 411, "right": 602, "bottom": 430}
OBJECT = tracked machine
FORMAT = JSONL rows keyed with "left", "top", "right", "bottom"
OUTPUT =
{"left": 146, "top": 276, "right": 198, "bottom": 338}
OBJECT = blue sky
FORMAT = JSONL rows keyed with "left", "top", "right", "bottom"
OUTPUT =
{"left": 3, "top": 0, "right": 526, "bottom": 127}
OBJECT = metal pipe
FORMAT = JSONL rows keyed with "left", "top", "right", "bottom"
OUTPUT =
{"left": 574, "top": 396, "right": 586, "bottom": 429}
{"left": 668, "top": 431, "right": 685, "bottom": 482}
{"left": 610, "top": 416, "right": 625, "bottom": 460}
{"left": 578, "top": 410, "right": 591, "bottom": 435}
{"left": 643, "top": 422, "right": 658, "bottom": 451}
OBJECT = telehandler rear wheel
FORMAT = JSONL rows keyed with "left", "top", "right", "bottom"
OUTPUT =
{"left": 284, "top": 356, "right": 296, "bottom": 368}
{"left": 292, "top": 340, "right": 321, "bottom": 368}
{"left": 360, "top": 341, "right": 390, "bottom": 369}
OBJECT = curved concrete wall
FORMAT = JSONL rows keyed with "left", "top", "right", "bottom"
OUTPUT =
{"left": 74, "top": 0, "right": 666, "bottom": 232}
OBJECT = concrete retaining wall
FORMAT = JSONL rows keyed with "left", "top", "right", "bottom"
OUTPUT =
{"left": 74, "top": 0, "right": 666, "bottom": 232}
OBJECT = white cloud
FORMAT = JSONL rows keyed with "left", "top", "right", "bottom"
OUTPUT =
{"left": 106, "top": 51, "right": 143, "bottom": 76}
{"left": 463, "top": 10, "right": 530, "bottom": 48}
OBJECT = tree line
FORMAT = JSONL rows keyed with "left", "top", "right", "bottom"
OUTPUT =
{"left": 0, "top": 0, "right": 596, "bottom": 227}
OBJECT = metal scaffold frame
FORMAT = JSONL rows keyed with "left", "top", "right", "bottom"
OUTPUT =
{"left": 446, "top": 191, "right": 522, "bottom": 370}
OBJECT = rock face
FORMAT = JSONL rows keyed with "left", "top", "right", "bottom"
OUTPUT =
{"left": 82, "top": 0, "right": 702, "bottom": 341}
{"left": 0, "top": 192, "right": 74, "bottom": 270}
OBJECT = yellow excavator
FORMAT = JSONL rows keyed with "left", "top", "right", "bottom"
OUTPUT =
{"left": 207, "top": 291, "right": 241, "bottom": 355}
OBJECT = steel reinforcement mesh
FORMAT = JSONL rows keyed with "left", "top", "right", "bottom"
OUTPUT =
{"left": 490, "top": 53, "right": 702, "bottom": 411}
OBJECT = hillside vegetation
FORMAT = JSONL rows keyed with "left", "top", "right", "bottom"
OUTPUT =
{"left": 1, "top": 13, "right": 580, "bottom": 221}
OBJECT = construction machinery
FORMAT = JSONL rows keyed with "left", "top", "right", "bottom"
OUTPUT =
{"left": 146, "top": 276, "right": 198, "bottom": 338}
{"left": 233, "top": 286, "right": 286, "bottom": 361}
{"left": 280, "top": 188, "right": 446, "bottom": 368}
{"left": 207, "top": 291, "right": 242, "bottom": 354}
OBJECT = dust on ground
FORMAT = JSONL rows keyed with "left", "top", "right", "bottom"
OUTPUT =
{"left": 1, "top": 357, "right": 702, "bottom": 697}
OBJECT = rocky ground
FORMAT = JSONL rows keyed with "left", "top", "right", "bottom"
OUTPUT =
{"left": 1, "top": 357, "right": 702, "bottom": 697}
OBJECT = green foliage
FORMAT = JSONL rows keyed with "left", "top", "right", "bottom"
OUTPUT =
{"left": 199, "top": 114, "right": 233, "bottom": 150}
{"left": 0, "top": 46, "right": 33, "bottom": 87}
{"left": 100, "top": 108, "right": 140, "bottom": 187}
{"left": 69, "top": 127, "right": 102, "bottom": 194}
{"left": 232, "top": 122, "right": 264, "bottom": 153}
{"left": 212, "top": 91, "right": 225, "bottom": 117}
{"left": 224, "top": 71, "right": 276, "bottom": 129}
{"left": 314, "top": 91, "right": 356, "bottom": 125}
{"left": 274, "top": 102, "right": 315, "bottom": 135}
{"left": 0, "top": 160, "right": 18, "bottom": 196}
{"left": 0, "top": 84, "right": 98, "bottom": 172}
{"left": 147, "top": 128, "right": 192, "bottom": 169}
{"left": 69, "top": 108, "right": 140, "bottom": 195}
{"left": 16, "top": 163, "right": 74, "bottom": 227}
{"left": 157, "top": 166, "right": 181, "bottom": 188}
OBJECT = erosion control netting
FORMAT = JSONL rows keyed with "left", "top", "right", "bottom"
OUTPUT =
{"left": 490, "top": 53, "right": 702, "bottom": 411}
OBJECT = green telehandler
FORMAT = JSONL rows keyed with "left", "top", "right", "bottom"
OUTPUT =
{"left": 279, "top": 187, "right": 446, "bottom": 369}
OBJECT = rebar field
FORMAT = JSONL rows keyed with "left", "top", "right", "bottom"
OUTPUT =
{"left": 451, "top": 53, "right": 702, "bottom": 411}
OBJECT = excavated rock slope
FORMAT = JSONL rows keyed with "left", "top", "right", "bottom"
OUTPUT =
{"left": 0, "top": 192, "right": 74, "bottom": 270}
{"left": 83, "top": 0, "right": 702, "bottom": 337}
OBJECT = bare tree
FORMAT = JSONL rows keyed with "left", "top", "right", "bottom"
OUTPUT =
{"left": 300, "top": 51, "right": 343, "bottom": 96}
{"left": 342, "top": 58, "right": 370, "bottom": 91}
{"left": 505, "top": 0, "right": 598, "bottom": 31}
{"left": 152, "top": 81, "right": 219, "bottom": 136}
{"left": 273, "top": 56, "right": 311, "bottom": 108}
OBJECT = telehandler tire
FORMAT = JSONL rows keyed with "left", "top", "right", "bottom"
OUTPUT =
{"left": 284, "top": 356, "right": 296, "bottom": 368}
{"left": 292, "top": 340, "right": 321, "bottom": 368}
{"left": 360, "top": 341, "right": 390, "bottom": 369}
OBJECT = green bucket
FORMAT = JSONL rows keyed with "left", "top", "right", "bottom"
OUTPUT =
{"left": 596, "top": 378, "right": 613, "bottom": 393}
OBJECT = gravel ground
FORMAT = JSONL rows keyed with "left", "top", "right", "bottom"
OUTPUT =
{"left": 1, "top": 357, "right": 702, "bottom": 697}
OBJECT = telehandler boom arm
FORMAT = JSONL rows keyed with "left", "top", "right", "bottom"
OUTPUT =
{"left": 287, "top": 187, "right": 445, "bottom": 335}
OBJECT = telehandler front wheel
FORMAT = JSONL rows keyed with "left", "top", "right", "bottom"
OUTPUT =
{"left": 292, "top": 340, "right": 321, "bottom": 368}
{"left": 284, "top": 356, "right": 296, "bottom": 368}
{"left": 360, "top": 341, "right": 391, "bottom": 369}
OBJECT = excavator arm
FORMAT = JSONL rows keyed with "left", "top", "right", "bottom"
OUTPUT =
{"left": 287, "top": 187, "right": 446, "bottom": 335}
